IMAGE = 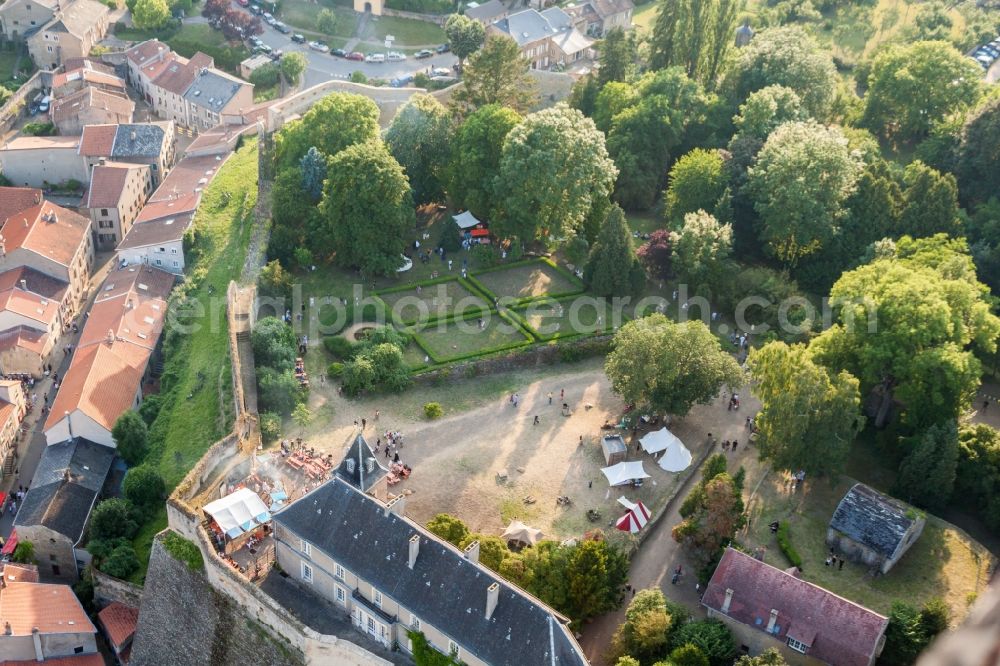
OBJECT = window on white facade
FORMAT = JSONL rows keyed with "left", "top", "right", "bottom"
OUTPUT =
{"left": 335, "top": 586, "right": 346, "bottom": 604}
{"left": 172, "top": 261, "right": 179, "bottom": 268}
{"left": 301, "top": 561, "right": 313, "bottom": 583}
{"left": 787, "top": 638, "right": 808, "bottom": 654}
{"left": 373, "top": 589, "right": 382, "bottom": 608}
{"left": 300, "top": 540, "right": 311, "bottom": 557}
{"left": 410, "top": 615, "right": 420, "bottom": 630}
{"left": 448, "top": 640, "right": 460, "bottom": 659}
{"left": 155, "top": 259, "right": 162, "bottom": 266}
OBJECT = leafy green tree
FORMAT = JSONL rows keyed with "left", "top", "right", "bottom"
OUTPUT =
{"left": 452, "top": 35, "right": 536, "bottom": 114}
{"left": 611, "top": 588, "right": 676, "bottom": 663}
{"left": 880, "top": 601, "right": 943, "bottom": 666}
{"left": 444, "top": 13, "right": 485, "bottom": 63}
{"left": 956, "top": 424, "right": 1000, "bottom": 530}
{"left": 12, "top": 540, "right": 35, "bottom": 564}
{"left": 123, "top": 465, "right": 165, "bottom": 512}
{"left": 269, "top": 166, "right": 315, "bottom": 264}
{"left": 669, "top": 620, "right": 736, "bottom": 666}
{"left": 90, "top": 499, "right": 139, "bottom": 542}
{"left": 615, "top": 658, "right": 641, "bottom": 666}
{"left": 276, "top": 93, "right": 380, "bottom": 168}
{"left": 809, "top": 236, "right": 1000, "bottom": 428}
{"left": 280, "top": 51, "right": 307, "bottom": 85}
{"left": 584, "top": 205, "right": 645, "bottom": 297}
{"left": 732, "top": 85, "right": 805, "bottom": 140}
{"left": 748, "top": 342, "right": 864, "bottom": 477}
{"left": 98, "top": 540, "right": 140, "bottom": 579}
{"left": 318, "top": 140, "right": 413, "bottom": 276}
{"left": 112, "top": 411, "right": 148, "bottom": 466}
{"left": 494, "top": 105, "right": 616, "bottom": 243}
{"left": 298, "top": 147, "right": 326, "bottom": 203}
{"left": 670, "top": 644, "right": 710, "bottom": 666}
{"left": 341, "top": 343, "right": 410, "bottom": 395}
{"left": 606, "top": 315, "right": 744, "bottom": 416}
{"left": 386, "top": 94, "right": 452, "bottom": 205}
{"left": 896, "top": 421, "right": 959, "bottom": 510}
{"left": 292, "top": 403, "right": 313, "bottom": 427}
{"left": 956, "top": 97, "right": 1000, "bottom": 205}
{"left": 249, "top": 63, "right": 280, "bottom": 88}
{"left": 670, "top": 211, "right": 733, "bottom": 288}
{"left": 734, "top": 648, "right": 789, "bottom": 666}
{"left": 861, "top": 41, "right": 983, "bottom": 142}
{"left": 257, "top": 368, "right": 301, "bottom": 415}
{"left": 258, "top": 259, "right": 292, "bottom": 304}
{"left": 592, "top": 81, "right": 637, "bottom": 134}
{"left": 909, "top": 1, "right": 952, "bottom": 41}
{"left": 316, "top": 8, "right": 337, "bottom": 35}
{"left": 605, "top": 68, "right": 716, "bottom": 210}
{"left": 252, "top": 317, "right": 296, "bottom": 372}
{"left": 723, "top": 26, "right": 837, "bottom": 118}
{"left": 898, "top": 160, "right": 961, "bottom": 238}
{"left": 672, "top": 474, "right": 744, "bottom": 571}
{"left": 747, "top": 120, "right": 861, "bottom": 264}
{"left": 449, "top": 104, "right": 521, "bottom": 219}
{"left": 664, "top": 148, "right": 726, "bottom": 222}
{"left": 598, "top": 27, "right": 638, "bottom": 85}
{"left": 649, "top": 0, "right": 740, "bottom": 85}
{"left": 458, "top": 534, "right": 508, "bottom": 571}
{"left": 427, "top": 514, "right": 470, "bottom": 545}
{"left": 967, "top": 198, "right": 1000, "bottom": 294}
{"left": 132, "top": 0, "right": 170, "bottom": 29}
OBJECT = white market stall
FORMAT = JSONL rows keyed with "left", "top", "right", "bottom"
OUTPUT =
{"left": 601, "top": 461, "right": 651, "bottom": 487}
{"left": 501, "top": 520, "right": 544, "bottom": 546}
{"left": 204, "top": 488, "right": 272, "bottom": 553}
{"left": 452, "top": 210, "right": 490, "bottom": 244}
{"left": 658, "top": 438, "right": 693, "bottom": 473}
{"left": 639, "top": 427, "right": 683, "bottom": 455}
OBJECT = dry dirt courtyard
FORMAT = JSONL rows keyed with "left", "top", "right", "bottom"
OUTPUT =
{"left": 284, "top": 360, "right": 758, "bottom": 541}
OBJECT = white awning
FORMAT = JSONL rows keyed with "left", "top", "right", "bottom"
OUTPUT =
{"left": 639, "top": 427, "right": 683, "bottom": 454}
{"left": 601, "top": 461, "right": 650, "bottom": 486}
{"left": 453, "top": 210, "right": 482, "bottom": 229}
{"left": 204, "top": 488, "right": 271, "bottom": 539}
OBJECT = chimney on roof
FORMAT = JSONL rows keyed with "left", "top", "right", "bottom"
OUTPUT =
{"left": 384, "top": 494, "right": 405, "bottom": 518}
{"left": 99, "top": 157, "right": 106, "bottom": 166}
{"left": 486, "top": 582, "right": 499, "bottom": 620}
{"left": 32, "top": 627, "right": 43, "bottom": 662}
{"left": 65, "top": 411, "right": 72, "bottom": 438}
{"left": 407, "top": 534, "right": 419, "bottom": 570}
{"left": 722, "top": 588, "right": 733, "bottom": 613}
{"left": 19, "top": 279, "right": 26, "bottom": 290}
{"left": 766, "top": 609, "right": 779, "bottom": 634}
{"left": 106, "top": 329, "right": 114, "bottom": 344}
{"left": 464, "top": 540, "right": 480, "bottom": 564}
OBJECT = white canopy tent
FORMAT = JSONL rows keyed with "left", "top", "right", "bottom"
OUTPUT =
{"left": 601, "top": 461, "right": 651, "bottom": 487}
{"left": 639, "top": 427, "right": 684, "bottom": 455}
{"left": 453, "top": 210, "right": 483, "bottom": 229}
{"left": 204, "top": 488, "right": 271, "bottom": 539}
{"left": 658, "top": 438, "right": 693, "bottom": 473}
{"left": 501, "top": 520, "right": 544, "bottom": 545}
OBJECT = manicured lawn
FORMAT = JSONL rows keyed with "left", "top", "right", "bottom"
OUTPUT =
{"left": 401, "top": 341, "right": 430, "bottom": 370}
{"left": 631, "top": 0, "right": 657, "bottom": 32}
{"left": 516, "top": 298, "right": 619, "bottom": 339}
{"left": 379, "top": 279, "right": 488, "bottom": 324}
{"left": 0, "top": 48, "right": 33, "bottom": 89}
{"left": 167, "top": 24, "right": 250, "bottom": 74}
{"left": 364, "top": 14, "right": 446, "bottom": 46}
{"left": 279, "top": 0, "right": 359, "bottom": 38}
{"left": 744, "top": 469, "right": 994, "bottom": 623}
{"left": 413, "top": 314, "right": 530, "bottom": 363}
{"left": 626, "top": 211, "right": 662, "bottom": 236}
{"left": 474, "top": 260, "right": 583, "bottom": 301}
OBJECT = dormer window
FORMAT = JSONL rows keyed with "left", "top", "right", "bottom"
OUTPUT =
{"left": 787, "top": 637, "right": 808, "bottom": 654}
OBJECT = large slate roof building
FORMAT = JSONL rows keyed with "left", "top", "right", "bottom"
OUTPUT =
{"left": 827, "top": 483, "right": 925, "bottom": 574}
{"left": 14, "top": 437, "right": 115, "bottom": 583}
{"left": 271, "top": 477, "right": 588, "bottom": 666}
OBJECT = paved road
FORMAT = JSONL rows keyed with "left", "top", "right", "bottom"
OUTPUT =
{"left": 253, "top": 22, "right": 458, "bottom": 88}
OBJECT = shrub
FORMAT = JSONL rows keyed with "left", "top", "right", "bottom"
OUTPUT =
{"left": 12, "top": 540, "right": 35, "bottom": 564}
{"left": 249, "top": 62, "right": 280, "bottom": 88}
{"left": 424, "top": 402, "right": 443, "bottom": 419}
{"left": 98, "top": 540, "right": 140, "bottom": 579}
{"left": 162, "top": 531, "right": 204, "bottom": 571}
{"left": 260, "top": 411, "right": 281, "bottom": 441}
{"left": 138, "top": 393, "right": 163, "bottom": 425}
{"left": 112, "top": 412, "right": 148, "bottom": 466}
{"left": 323, "top": 336, "right": 356, "bottom": 360}
{"left": 122, "top": 465, "right": 166, "bottom": 512}
{"left": 22, "top": 122, "right": 56, "bottom": 136}
{"left": 89, "top": 499, "right": 138, "bottom": 542}
{"left": 327, "top": 362, "right": 345, "bottom": 378}
{"left": 776, "top": 522, "right": 802, "bottom": 568}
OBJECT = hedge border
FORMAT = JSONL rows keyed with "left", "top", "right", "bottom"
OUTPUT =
{"left": 512, "top": 294, "right": 626, "bottom": 342}
{"left": 376, "top": 276, "right": 491, "bottom": 327}
{"left": 468, "top": 257, "right": 586, "bottom": 308}
{"left": 407, "top": 307, "right": 535, "bottom": 365}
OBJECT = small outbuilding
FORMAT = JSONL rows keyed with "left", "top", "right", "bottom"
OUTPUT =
{"left": 601, "top": 434, "right": 627, "bottom": 465}
{"left": 827, "top": 483, "right": 925, "bottom": 575}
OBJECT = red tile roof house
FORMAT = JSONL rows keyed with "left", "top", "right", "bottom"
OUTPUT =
{"left": 97, "top": 601, "right": 138, "bottom": 665}
{"left": 83, "top": 161, "right": 153, "bottom": 250}
{"left": 703, "top": 548, "right": 889, "bottom": 666}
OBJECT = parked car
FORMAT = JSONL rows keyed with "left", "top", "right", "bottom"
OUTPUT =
{"left": 390, "top": 74, "right": 414, "bottom": 87}
{"left": 236, "top": 0, "right": 249, "bottom": 6}
{"left": 254, "top": 43, "right": 273, "bottom": 54}
{"left": 347, "top": 51, "right": 364, "bottom": 61}
{"left": 365, "top": 53, "right": 385, "bottom": 63}
{"left": 291, "top": 33, "right": 305, "bottom": 43}
{"left": 387, "top": 51, "right": 406, "bottom": 61}
{"left": 332, "top": 48, "right": 348, "bottom": 57}
{"left": 249, "top": 4, "right": 262, "bottom": 13}
{"left": 436, "top": 43, "right": 450, "bottom": 53}
{"left": 37, "top": 96, "right": 51, "bottom": 113}
{"left": 430, "top": 75, "right": 457, "bottom": 84}
{"left": 414, "top": 49, "right": 433, "bottom": 59}
{"left": 273, "top": 21, "right": 290, "bottom": 33}
{"left": 308, "top": 40, "right": 330, "bottom": 52}
{"left": 431, "top": 66, "right": 450, "bottom": 76}
{"left": 269, "top": 49, "right": 283, "bottom": 60}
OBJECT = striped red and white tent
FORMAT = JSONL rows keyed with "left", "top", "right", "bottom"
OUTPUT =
{"left": 615, "top": 497, "right": 651, "bottom": 533}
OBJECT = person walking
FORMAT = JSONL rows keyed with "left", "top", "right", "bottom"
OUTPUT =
{"left": 560, "top": 388, "right": 564, "bottom": 400}
{"left": 362, "top": 418, "right": 367, "bottom": 430}
{"left": 839, "top": 558, "right": 845, "bottom": 570}
{"left": 533, "top": 415, "right": 539, "bottom": 425}
{"left": 547, "top": 392, "right": 553, "bottom": 405}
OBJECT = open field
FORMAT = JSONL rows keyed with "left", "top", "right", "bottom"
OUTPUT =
{"left": 474, "top": 260, "right": 583, "bottom": 301}
{"left": 742, "top": 469, "right": 995, "bottom": 623}
{"left": 280, "top": 0, "right": 359, "bottom": 38}
{"left": 364, "top": 13, "right": 446, "bottom": 46}
{"left": 515, "top": 298, "right": 617, "bottom": 339}
{"left": 379, "top": 279, "right": 488, "bottom": 324}
{"left": 413, "top": 313, "right": 530, "bottom": 362}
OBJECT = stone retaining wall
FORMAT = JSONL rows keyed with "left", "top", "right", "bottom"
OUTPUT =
{"left": 380, "top": 7, "right": 447, "bottom": 24}
{"left": 0, "top": 71, "right": 42, "bottom": 135}
{"left": 93, "top": 569, "right": 144, "bottom": 608}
